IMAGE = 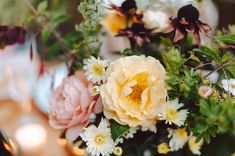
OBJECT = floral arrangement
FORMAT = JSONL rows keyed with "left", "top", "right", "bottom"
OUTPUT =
{"left": 3, "top": 0, "right": 234, "bottom": 155}
{"left": 46, "top": 0, "right": 235, "bottom": 155}
{"left": 47, "top": 0, "right": 235, "bottom": 156}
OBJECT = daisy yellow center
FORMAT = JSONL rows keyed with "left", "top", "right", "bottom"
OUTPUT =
{"left": 166, "top": 108, "right": 177, "bottom": 121}
{"left": 91, "top": 64, "right": 104, "bottom": 76}
{"left": 230, "top": 84, "right": 235, "bottom": 89}
{"left": 94, "top": 134, "right": 105, "bottom": 145}
{"left": 157, "top": 143, "right": 170, "bottom": 154}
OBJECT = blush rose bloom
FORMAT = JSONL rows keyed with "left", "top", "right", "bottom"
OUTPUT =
{"left": 49, "top": 72, "right": 102, "bottom": 143}
{"left": 100, "top": 55, "right": 167, "bottom": 132}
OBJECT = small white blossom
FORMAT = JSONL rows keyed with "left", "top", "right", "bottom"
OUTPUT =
{"left": 188, "top": 135, "right": 204, "bottom": 155}
{"left": 222, "top": 79, "right": 235, "bottom": 96}
{"left": 158, "top": 99, "right": 188, "bottom": 127}
{"left": 168, "top": 128, "right": 189, "bottom": 151}
{"left": 80, "top": 118, "right": 115, "bottom": 156}
{"left": 84, "top": 56, "right": 109, "bottom": 84}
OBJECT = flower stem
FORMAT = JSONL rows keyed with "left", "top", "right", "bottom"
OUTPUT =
{"left": 22, "top": 0, "right": 70, "bottom": 68}
{"left": 203, "top": 56, "right": 235, "bottom": 78}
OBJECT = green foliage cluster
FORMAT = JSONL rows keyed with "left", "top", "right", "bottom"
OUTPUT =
{"left": 189, "top": 97, "right": 235, "bottom": 144}
{"left": 72, "top": 0, "right": 103, "bottom": 58}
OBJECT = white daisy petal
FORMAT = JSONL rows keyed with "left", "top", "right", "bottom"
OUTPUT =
{"left": 168, "top": 128, "right": 189, "bottom": 151}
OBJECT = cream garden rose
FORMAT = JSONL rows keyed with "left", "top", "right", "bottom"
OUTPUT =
{"left": 100, "top": 55, "right": 167, "bottom": 131}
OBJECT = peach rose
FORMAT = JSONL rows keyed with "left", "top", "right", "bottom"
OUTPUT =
{"left": 100, "top": 56, "right": 167, "bottom": 132}
{"left": 49, "top": 72, "right": 102, "bottom": 142}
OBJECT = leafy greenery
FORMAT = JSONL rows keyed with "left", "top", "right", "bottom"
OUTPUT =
{"left": 110, "top": 120, "right": 130, "bottom": 141}
{"left": 72, "top": 0, "right": 103, "bottom": 57}
{"left": 216, "top": 34, "right": 235, "bottom": 44}
{"left": 189, "top": 97, "right": 235, "bottom": 144}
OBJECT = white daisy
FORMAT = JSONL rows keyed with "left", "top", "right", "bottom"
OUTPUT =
{"left": 188, "top": 136, "right": 204, "bottom": 155}
{"left": 168, "top": 128, "right": 189, "bottom": 151}
{"left": 84, "top": 56, "right": 109, "bottom": 84}
{"left": 158, "top": 99, "right": 188, "bottom": 127}
{"left": 222, "top": 79, "right": 235, "bottom": 96}
{"left": 80, "top": 118, "right": 115, "bottom": 156}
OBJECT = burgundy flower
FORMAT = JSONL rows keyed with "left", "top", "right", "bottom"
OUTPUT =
{"left": 0, "top": 25, "right": 26, "bottom": 48}
{"left": 117, "top": 23, "right": 153, "bottom": 46}
{"left": 110, "top": 0, "right": 143, "bottom": 21}
{"left": 164, "top": 4, "right": 211, "bottom": 46}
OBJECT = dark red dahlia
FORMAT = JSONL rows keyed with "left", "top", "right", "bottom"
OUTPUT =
{"left": 110, "top": 0, "right": 143, "bottom": 20}
{"left": 0, "top": 26, "right": 26, "bottom": 48}
{"left": 164, "top": 4, "right": 211, "bottom": 46}
{"left": 117, "top": 23, "right": 153, "bottom": 46}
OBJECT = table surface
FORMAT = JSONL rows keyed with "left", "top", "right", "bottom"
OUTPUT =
{"left": 0, "top": 100, "right": 70, "bottom": 156}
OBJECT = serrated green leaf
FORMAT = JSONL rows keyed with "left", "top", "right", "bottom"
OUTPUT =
{"left": 194, "top": 46, "right": 222, "bottom": 64}
{"left": 216, "top": 34, "right": 235, "bottom": 44}
{"left": 110, "top": 120, "right": 130, "bottom": 141}
{"left": 37, "top": 1, "right": 48, "bottom": 12}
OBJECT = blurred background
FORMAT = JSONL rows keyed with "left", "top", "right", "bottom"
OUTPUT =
{"left": 0, "top": 0, "right": 235, "bottom": 156}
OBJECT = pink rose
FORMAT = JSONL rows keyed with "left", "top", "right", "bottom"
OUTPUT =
{"left": 49, "top": 72, "right": 102, "bottom": 143}
{"left": 198, "top": 86, "right": 213, "bottom": 99}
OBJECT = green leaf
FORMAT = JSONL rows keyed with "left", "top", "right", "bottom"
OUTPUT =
{"left": 110, "top": 120, "right": 130, "bottom": 141}
{"left": 37, "top": 1, "right": 48, "bottom": 12}
{"left": 216, "top": 34, "right": 235, "bottom": 44}
{"left": 194, "top": 46, "right": 222, "bottom": 64}
{"left": 222, "top": 52, "right": 233, "bottom": 62}
{"left": 226, "top": 66, "right": 235, "bottom": 77}
{"left": 41, "top": 27, "right": 51, "bottom": 43}
{"left": 46, "top": 43, "right": 61, "bottom": 60}
{"left": 53, "top": 14, "right": 70, "bottom": 26}
{"left": 160, "top": 37, "right": 172, "bottom": 47}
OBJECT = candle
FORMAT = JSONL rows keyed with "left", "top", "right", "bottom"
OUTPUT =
{"left": 14, "top": 123, "right": 47, "bottom": 154}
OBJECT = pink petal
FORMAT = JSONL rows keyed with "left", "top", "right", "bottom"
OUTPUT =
{"left": 93, "top": 96, "right": 103, "bottom": 114}
{"left": 174, "top": 28, "right": 184, "bottom": 42}
{"left": 163, "top": 22, "right": 175, "bottom": 33}
{"left": 49, "top": 118, "right": 68, "bottom": 129}
{"left": 80, "top": 89, "right": 91, "bottom": 111}
{"left": 66, "top": 122, "right": 88, "bottom": 144}
{"left": 193, "top": 31, "right": 201, "bottom": 47}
